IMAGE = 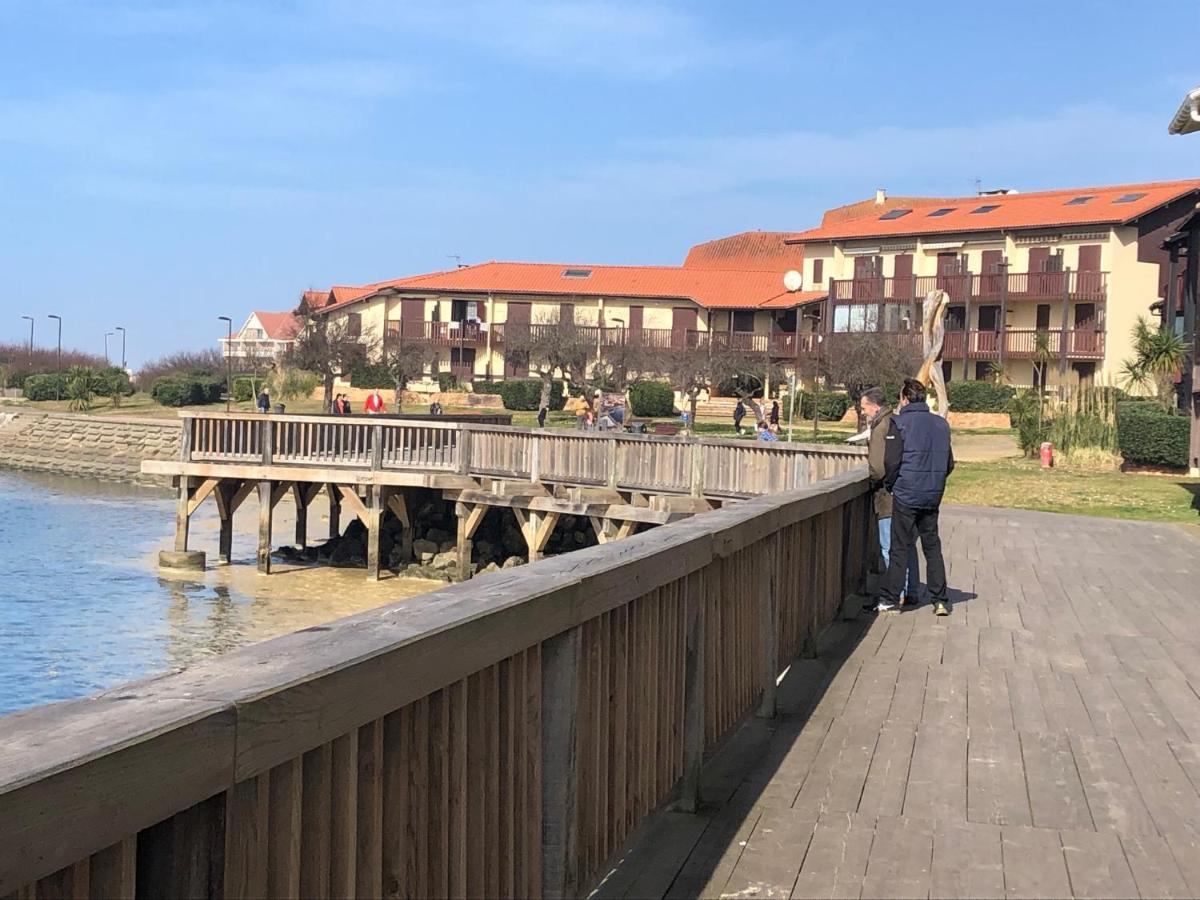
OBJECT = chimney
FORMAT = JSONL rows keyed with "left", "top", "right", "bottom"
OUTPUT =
{"left": 875, "top": 188, "right": 886, "bottom": 206}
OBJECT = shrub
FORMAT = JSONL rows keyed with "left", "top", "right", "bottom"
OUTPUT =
{"left": 946, "top": 381, "right": 1016, "bottom": 413}
{"left": 1009, "top": 390, "right": 1050, "bottom": 456}
{"left": 499, "top": 379, "right": 565, "bottom": 411}
{"left": 151, "top": 374, "right": 224, "bottom": 407}
{"left": 437, "top": 372, "right": 460, "bottom": 393}
{"left": 629, "top": 381, "right": 675, "bottom": 417}
{"left": 268, "top": 368, "right": 320, "bottom": 401}
{"left": 232, "top": 376, "right": 256, "bottom": 402}
{"left": 796, "top": 391, "right": 851, "bottom": 421}
{"left": 348, "top": 362, "right": 392, "bottom": 389}
{"left": 137, "top": 348, "right": 224, "bottom": 386}
{"left": 65, "top": 366, "right": 101, "bottom": 412}
{"left": 1116, "top": 402, "right": 1190, "bottom": 468}
{"left": 471, "top": 381, "right": 504, "bottom": 395}
{"left": 22, "top": 373, "right": 67, "bottom": 401}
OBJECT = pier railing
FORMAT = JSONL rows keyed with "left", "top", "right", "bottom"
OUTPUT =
{"left": 0, "top": 467, "right": 872, "bottom": 899}
{"left": 180, "top": 413, "right": 866, "bottom": 497}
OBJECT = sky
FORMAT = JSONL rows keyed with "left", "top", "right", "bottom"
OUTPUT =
{"left": 1, "top": 0, "right": 1198, "bottom": 366}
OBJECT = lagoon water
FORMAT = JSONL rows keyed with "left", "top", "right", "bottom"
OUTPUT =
{"left": 0, "top": 469, "right": 433, "bottom": 715}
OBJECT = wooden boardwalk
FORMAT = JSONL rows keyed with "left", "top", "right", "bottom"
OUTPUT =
{"left": 594, "top": 506, "right": 1200, "bottom": 899}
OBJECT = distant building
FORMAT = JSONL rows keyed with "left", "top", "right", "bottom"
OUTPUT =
{"left": 220, "top": 309, "right": 302, "bottom": 362}
{"left": 788, "top": 179, "right": 1200, "bottom": 390}
{"left": 1166, "top": 93, "right": 1200, "bottom": 475}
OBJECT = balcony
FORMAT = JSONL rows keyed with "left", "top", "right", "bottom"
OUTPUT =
{"left": 830, "top": 271, "right": 1108, "bottom": 305}
{"left": 831, "top": 328, "right": 1105, "bottom": 361}
{"left": 384, "top": 320, "right": 487, "bottom": 345}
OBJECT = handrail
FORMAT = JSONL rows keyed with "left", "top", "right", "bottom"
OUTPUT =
{"left": 0, "top": 468, "right": 873, "bottom": 897}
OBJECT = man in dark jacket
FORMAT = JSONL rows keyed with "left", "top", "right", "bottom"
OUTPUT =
{"left": 877, "top": 378, "right": 955, "bottom": 615}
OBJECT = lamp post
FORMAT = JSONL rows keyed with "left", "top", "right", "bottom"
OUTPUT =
{"left": 114, "top": 325, "right": 126, "bottom": 371}
{"left": 47, "top": 314, "right": 62, "bottom": 401}
{"left": 218, "top": 316, "right": 233, "bottom": 413}
{"left": 104, "top": 331, "right": 113, "bottom": 365}
{"left": 20, "top": 315, "right": 33, "bottom": 361}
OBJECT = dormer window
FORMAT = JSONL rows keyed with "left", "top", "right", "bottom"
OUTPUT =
{"left": 562, "top": 268, "right": 592, "bottom": 278}
{"left": 928, "top": 208, "right": 956, "bottom": 217}
{"left": 1113, "top": 192, "right": 1147, "bottom": 203}
{"left": 971, "top": 204, "right": 1000, "bottom": 214}
{"left": 878, "top": 208, "right": 912, "bottom": 220}
{"left": 1065, "top": 196, "right": 1094, "bottom": 205}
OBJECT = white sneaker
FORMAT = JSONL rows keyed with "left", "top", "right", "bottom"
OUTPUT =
{"left": 875, "top": 600, "right": 897, "bottom": 613}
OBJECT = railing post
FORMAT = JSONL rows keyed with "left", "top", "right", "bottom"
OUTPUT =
{"left": 366, "top": 484, "right": 383, "bottom": 581}
{"left": 457, "top": 425, "right": 472, "bottom": 476}
{"left": 180, "top": 417, "right": 193, "bottom": 462}
{"left": 679, "top": 570, "right": 707, "bottom": 813}
{"left": 260, "top": 419, "right": 273, "bottom": 466}
{"left": 530, "top": 433, "right": 541, "bottom": 484}
{"left": 370, "top": 424, "right": 383, "bottom": 471}
{"left": 999, "top": 257, "right": 1009, "bottom": 371}
{"left": 1060, "top": 267, "right": 1072, "bottom": 379}
{"left": 758, "top": 532, "right": 780, "bottom": 718}
{"left": 689, "top": 440, "right": 704, "bottom": 497}
{"left": 606, "top": 436, "right": 618, "bottom": 489}
{"left": 541, "top": 625, "right": 582, "bottom": 899}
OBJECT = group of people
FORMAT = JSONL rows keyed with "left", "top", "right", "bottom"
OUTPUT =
{"left": 733, "top": 399, "right": 782, "bottom": 442}
{"left": 327, "top": 388, "right": 387, "bottom": 415}
{"left": 862, "top": 378, "right": 955, "bottom": 616}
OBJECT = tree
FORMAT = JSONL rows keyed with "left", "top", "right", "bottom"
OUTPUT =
{"left": 383, "top": 339, "right": 441, "bottom": 410}
{"left": 1120, "top": 316, "right": 1187, "bottom": 410}
{"left": 288, "top": 297, "right": 376, "bottom": 412}
{"left": 821, "top": 333, "right": 922, "bottom": 427}
{"left": 502, "top": 313, "right": 591, "bottom": 411}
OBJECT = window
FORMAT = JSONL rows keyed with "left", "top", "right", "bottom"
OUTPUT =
{"left": 345, "top": 313, "right": 362, "bottom": 338}
{"left": 562, "top": 268, "right": 592, "bottom": 278}
{"left": 1114, "top": 192, "right": 1147, "bottom": 203}
{"left": 879, "top": 208, "right": 912, "bottom": 220}
{"left": 812, "top": 259, "right": 823, "bottom": 284}
{"left": 246, "top": 328, "right": 264, "bottom": 340}
{"left": 1065, "top": 195, "right": 1094, "bottom": 205}
{"left": 732, "top": 310, "right": 755, "bottom": 332}
{"left": 970, "top": 204, "right": 1000, "bottom": 214}
{"left": 928, "top": 207, "right": 956, "bottom": 217}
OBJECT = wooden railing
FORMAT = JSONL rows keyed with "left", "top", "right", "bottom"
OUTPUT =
{"left": 830, "top": 270, "right": 1108, "bottom": 304}
{"left": 825, "top": 329, "right": 1106, "bottom": 362}
{"left": 181, "top": 414, "right": 866, "bottom": 497}
{"left": 385, "top": 320, "right": 488, "bottom": 345}
{"left": 0, "top": 468, "right": 872, "bottom": 899}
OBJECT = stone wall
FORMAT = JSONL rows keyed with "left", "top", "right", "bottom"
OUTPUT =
{"left": 0, "top": 412, "right": 180, "bottom": 484}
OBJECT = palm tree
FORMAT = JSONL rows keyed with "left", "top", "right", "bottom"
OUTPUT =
{"left": 1121, "top": 316, "right": 1187, "bottom": 410}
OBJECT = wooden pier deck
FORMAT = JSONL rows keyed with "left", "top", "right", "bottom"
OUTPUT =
{"left": 593, "top": 506, "right": 1200, "bottom": 899}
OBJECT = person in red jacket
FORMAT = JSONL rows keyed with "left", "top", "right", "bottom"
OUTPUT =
{"left": 363, "top": 389, "right": 386, "bottom": 415}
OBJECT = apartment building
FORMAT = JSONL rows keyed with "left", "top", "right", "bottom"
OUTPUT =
{"left": 788, "top": 180, "right": 1200, "bottom": 388}
{"left": 307, "top": 253, "right": 823, "bottom": 384}
{"left": 220, "top": 309, "right": 301, "bottom": 361}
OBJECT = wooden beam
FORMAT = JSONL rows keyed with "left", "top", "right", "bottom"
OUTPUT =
{"left": 327, "top": 483, "right": 341, "bottom": 540}
{"left": 336, "top": 486, "right": 371, "bottom": 528}
{"left": 257, "top": 480, "right": 273, "bottom": 574}
{"left": 215, "top": 481, "right": 241, "bottom": 564}
{"left": 174, "top": 478, "right": 190, "bottom": 552}
{"left": 366, "top": 485, "right": 383, "bottom": 581}
{"left": 270, "top": 481, "right": 291, "bottom": 510}
{"left": 531, "top": 512, "right": 560, "bottom": 556}
{"left": 615, "top": 520, "right": 638, "bottom": 541}
{"left": 386, "top": 493, "right": 411, "bottom": 529}
{"left": 292, "top": 483, "right": 308, "bottom": 549}
{"left": 589, "top": 516, "right": 616, "bottom": 544}
{"left": 186, "top": 478, "right": 220, "bottom": 517}
{"left": 454, "top": 502, "right": 489, "bottom": 540}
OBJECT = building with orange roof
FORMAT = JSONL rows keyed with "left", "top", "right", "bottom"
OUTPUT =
{"left": 310, "top": 260, "right": 823, "bottom": 383}
{"left": 220, "top": 310, "right": 302, "bottom": 362}
{"left": 788, "top": 179, "right": 1200, "bottom": 389}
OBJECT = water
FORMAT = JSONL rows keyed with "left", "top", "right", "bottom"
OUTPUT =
{"left": 0, "top": 469, "right": 436, "bottom": 715}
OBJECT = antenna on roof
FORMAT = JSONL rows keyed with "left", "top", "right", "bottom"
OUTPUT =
{"left": 446, "top": 254, "right": 467, "bottom": 269}
{"left": 973, "top": 176, "right": 982, "bottom": 195}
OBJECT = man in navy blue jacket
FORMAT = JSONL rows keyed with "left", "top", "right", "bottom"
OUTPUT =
{"left": 876, "top": 378, "right": 955, "bottom": 615}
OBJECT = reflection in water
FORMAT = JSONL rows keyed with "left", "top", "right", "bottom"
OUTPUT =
{"left": 0, "top": 469, "right": 438, "bottom": 714}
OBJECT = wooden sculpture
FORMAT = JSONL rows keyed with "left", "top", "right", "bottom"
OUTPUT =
{"left": 915, "top": 289, "right": 950, "bottom": 416}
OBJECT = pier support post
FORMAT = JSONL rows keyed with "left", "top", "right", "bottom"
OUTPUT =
{"left": 327, "top": 483, "right": 341, "bottom": 540}
{"left": 293, "top": 484, "right": 308, "bottom": 549}
{"left": 454, "top": 502, "right": 488, "bottom": 581}
{"left": 174, "top": 477, "right": 191, "bottom": 552}
{"left": 514, "top": 508, "right": 559, "bottom": 563}
{"left": 366, "top": 485, "right": 383, "bottom": 581}
{"left": 215, "top": 482, "right": 235, "bottom": 564}
{"left": 387, "top": 491, "right": 412, "bottom": 564}
{"left": 257, "top": 480, "right": 273, "bottom": 574}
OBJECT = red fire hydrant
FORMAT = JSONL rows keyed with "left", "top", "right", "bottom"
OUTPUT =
{"left": 1040, "top": 441, "right": 1054, "bottom": 469}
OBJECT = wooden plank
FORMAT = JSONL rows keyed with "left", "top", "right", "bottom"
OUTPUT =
{"left": 381, "top": 708, "right": 409, "bottom": 900}
{"left": 903, "top": 723, "right": 966, "bottom": 822}
{"left": 930, "top": 820, "right": 1004, "bottom": 900}
{"left": 186, "top": 477, "right": 220, "bottom": 516}
{"left": 720, "top": 805, "right": 820, "bottom": 899}
{"left": 1114, "top": 733, "right": 1200, "bottom": 839}
{"left": 1069, "top": 733, "right": 1159, "bottom": 837}
{"left": 857, "top": 724, "right": 916, "bottom": 819}
{"left": 1060, "top": 828, "right": 1139, "bottom": 899}
{"left": 427, "top": 689, "right": 450, "bottom": 900}
{"left": 256, "top": 479, "right": 273, "bottom": 574}
{"left": 1000, "top": 825, "right": 1071, "bottom": 899}
{"left": 330, "top": 732, "right": 359, "bottom": 899}
{"left": 860, "top": 814, "right": 934, "bottom": 900}
{"left": 1019, "top": 730, "right": 1093, "bottom": 831}
{"left": 88, "top": 839, "right": 135, "bottom": 900}
{"left": 299, "top": 743, "right": 333, "bottom": 898}
{"left": 266, "top": 757, "right": 302, "bottom": 899}
{"left": 791, "top": 809, "right": 874, "bottom": 899}
{"left": 448, "top": 680, "right": 469, "bottom": 900}
{"left": 34, "top": 861, "right": 88, "bottom": 899}
{"left": 223, "top": 773, "right": 269, "bottom": 899}
{"left": 966, "top": 728, "right": 1031, "bottom": 826}
{"left": 1118, "top": 832, "right": 1195, "bottom": 899}
{"left": 355, "top": 720, "right": 384, "bottom": 900}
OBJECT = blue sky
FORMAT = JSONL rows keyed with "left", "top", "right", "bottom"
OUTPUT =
{"left": 1, "top": 1, "right": 1198, "bottom": 365}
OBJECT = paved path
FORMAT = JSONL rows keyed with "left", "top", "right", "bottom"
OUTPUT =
{"left": 595, "top": 506, "right": 1200, "bottom": 899}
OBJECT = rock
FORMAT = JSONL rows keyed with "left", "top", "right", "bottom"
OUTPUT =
{"left": 573, "top": 530, "right": 588, "bottom": 545}
{"left": 431, "top": 550, "right": 458, "bottom": 571}
{"left": 502, "top": 555, "right": 525, "bottom": 569}
{"left": 479, "top": 561, "right": 501, "bottom": 575}
{"left": 412, "top": 538, "right": 438, "bottom": 559}
{"left": 426, "top": 528, "right": 451, "bottom": 546}
{"left": 330, "top": 541, "right": 365, "bottom": 567}
{"left": 439, "top": 540, "right": 455, "bottom": 553}
{"left": 343, "top": 518, "right": 367, "bottom": 544}
{"left": 302, "top": 546, "right": 319, "bottom": 562}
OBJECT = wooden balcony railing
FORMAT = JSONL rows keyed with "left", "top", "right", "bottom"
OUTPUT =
{"left": 825, "top": 328, "right": 1106, "bottom": 361}
{"left": 475, "top": 324, "right": 818, "bottom": 359}
{"left": 830, "top": 271, "right": 1108, "bottom": 305}
{"left": 385, "top": 320, "right": 488, "bottom": 345}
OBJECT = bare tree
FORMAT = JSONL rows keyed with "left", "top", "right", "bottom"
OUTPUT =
{"left": 383, "top": 339, "right": 441, "bottom": 410}
{"left": 651, "top": 341, "right": 773, "bottom": 429}
{"left": 821, "top": 333, "right": 922, "bottom": 427}
{"left": 288, "top": 298, "right": 376, "bottom": 412}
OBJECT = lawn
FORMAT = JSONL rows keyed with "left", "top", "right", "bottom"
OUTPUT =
{"left": 944, "top": 457, "right": 1200, "bottom": 524}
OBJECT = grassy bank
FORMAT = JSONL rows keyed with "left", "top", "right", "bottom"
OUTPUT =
{"left": 944, "top": 457, "right": 1199, "bottom": 524}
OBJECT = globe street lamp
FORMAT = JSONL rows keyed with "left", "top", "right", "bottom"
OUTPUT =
{"left": 218, "top": 316, "right": 233, "bottom": 413}
{"left": 47, "top": 314, "right": 62, "bottom": 401}
{"left": 114, "top": 325, "right": 126, "bottom": 371}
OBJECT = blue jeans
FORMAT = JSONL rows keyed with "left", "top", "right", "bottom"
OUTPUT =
{"left": 879, "top": 517, "right": 920, "bottom": 600}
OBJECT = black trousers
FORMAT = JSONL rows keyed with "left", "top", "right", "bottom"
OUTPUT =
{"left": 880, "top": 501, "right": 948, "bottom": 603}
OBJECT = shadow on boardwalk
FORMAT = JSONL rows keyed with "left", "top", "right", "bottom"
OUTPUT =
{"left": 593, "top": 506, "right": 1200, "bottom": 899}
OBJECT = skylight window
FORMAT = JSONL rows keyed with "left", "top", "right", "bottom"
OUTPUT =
{"left": 1113, "top": 192, "right": 1147, "bottom": 203}
{"left": 562, "top": 268, "right": 593, "bottom": 278}
{"left": 879, "top": 208, "right": 912, "bottom": 220}
{"left": 971, "top": 204, "right": 1000, "bottom": 214}
{"left": 928, "top": 207, "right": 956, "bottom": 217}
{"left": 1065, "top": 195, "right": 1095, "bottom": 205}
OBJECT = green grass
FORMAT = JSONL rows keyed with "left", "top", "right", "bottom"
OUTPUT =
{"left": 944, "top": 457, "right": 1200, "bottom": 524}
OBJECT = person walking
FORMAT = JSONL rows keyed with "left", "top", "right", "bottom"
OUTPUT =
{"left": 364, "top": 388, "right": 386, "bottom": 415}
{"left": 733, "top": 399, "right": 746, "bottom": 435}
{"left": 859, "top": 387, "right": 920, "bottom": 610}
{"left": 256, "top": 387, "right": 270, "bottom": 414}
{"left": 331, "top": 393, "right": 343, "bottom": 415}
{"left": 537, "top": 405, "right": 548, "bottom": 428}
{"left": 340, "top": 394, "right": 352, "bottom": 415}
{"left": 875, "top": 378, "right": 954, "bottom": 615}
{"left": 769, "top": 400, "right": 780, "bottom": 429}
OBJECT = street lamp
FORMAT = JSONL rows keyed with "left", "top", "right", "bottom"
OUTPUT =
{"left": 218, "top": 316, "right": 233, "bottom": 413}
{"left": 114, "top": 325, "right": 126, "bottom": 371}
{"left": 20, "top": 315, "right": 33, "bottom": 361}
{"left": 104, "top": 331, "right": 113, "bottom": 365}
{"left": 47, "top": 314, "right": 62, "bottom": 401}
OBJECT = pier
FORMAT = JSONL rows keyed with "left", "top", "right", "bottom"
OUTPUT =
{"left": 144, "top": 412, "right": 866, "bottom": 579}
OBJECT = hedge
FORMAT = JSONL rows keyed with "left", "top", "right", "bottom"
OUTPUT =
{"left": 796, "top": 391, "right": 851, "bottom": 421}
{"left": 498, "top": 379, "right": 565, "bottom": 411}
{"left": 471, "top": 381, "right": 504, "bottom": 395}
{"left": 1116, "top": 402, "right": 1190, "bottom": 468}
{"left": 348, "top": 363, "right": 393, "bottom": 389}
{"left": 22, "top": 373, "right": 68, "bottom": 400}
{"left": 232, "top": 376, "right": 256, "bottom": 402}
{"left": 150, "top": 374, "right": 224, "bottom": 407}
{"left": 629, "top": 381, "right": 675, "bottom": 417}
{"left": 946, "top": 381, "right": 1015, "bottom": 413}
